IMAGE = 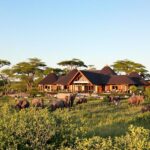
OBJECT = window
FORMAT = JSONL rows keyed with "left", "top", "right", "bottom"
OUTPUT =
{"left": 112, "top": 86, "right": 118, "bottom": 90}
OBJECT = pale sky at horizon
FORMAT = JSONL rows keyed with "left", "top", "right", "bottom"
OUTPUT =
{"left": 0, "top": 0, "right": 150, "bottom": 72}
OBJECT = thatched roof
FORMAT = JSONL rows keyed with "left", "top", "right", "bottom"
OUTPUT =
{"left": 128, "top": 72, "right": 147, "bottom": 85}
{"left": 80, "top": 70, "right": 110, "bottom": 85}
{"left": 39, "top": 66, "right": 148, "bottom": 86}
{"left": 107, "top": 75, "right": 135, "bottom": 85}
{"left": 128, "top": 72, "right": 141, "bottom": 78}
{"left": 39, "top": 73, "right": 58, "bottom": 85}
{"left": 55, "top": 69, "right": 78, "bottom": 85}
{"left": 99, "top": 66, "right": 117, "bottom": 75}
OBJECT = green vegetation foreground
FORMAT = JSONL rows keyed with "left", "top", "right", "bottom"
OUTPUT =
{"left": 0, "top": 98, "right": 150, "bottom": 149}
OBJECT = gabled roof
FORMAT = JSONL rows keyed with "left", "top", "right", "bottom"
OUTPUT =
{"left": 100, "top": 66, "right": 117, "bottom": 75}
{"left": 55, "top": 75, "right": 65, "bottom": 83}
{"left": 55, "top": 69, "right": 78, "bottom": 85}
{"left": 107, "top": 75, "right": 135, "bottom": 85}
{"left": 39, "top": 73, "right": 58, "bottom": 85}
{"left": 128, "top": 72, "right": 141, "bottom": 78}
{"left": 130, "top": 77, "right": 147, "bottom": 85}
{"left": 80, "top": 70, "right": 110, "bottom": 85}
{"left": 39, "top": 67, "right": 148, "bottom": 87}
{"left": 128, "top": 72, "right": 147, "bottom": 85}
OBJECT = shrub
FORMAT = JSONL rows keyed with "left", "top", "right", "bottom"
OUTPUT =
{"left": 60, "top": 125, "right": 150, "bottom": 150}
{"left": 28, "top": 88, "right": 45, "bottom": 97}
{"left": 0, "top": 105, "right": 56, "bottom": 149}
{"left": 144, "top": 88, "right": 150, "bottom": 102}
{"left": 51, "top": 109, "right": 89, "bottom": 148}
{"left": 129, "top": 85, "right": 138, "bottom": 94}
{"left": 74, "top": 136, "right": 113, "bottom": 150}
{"left": 114, "top": 125, "right": 150, "bottom": 150}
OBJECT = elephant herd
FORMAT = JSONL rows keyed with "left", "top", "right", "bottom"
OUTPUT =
{"left": 15, "top": 93, "right": 88, "bottom": 111}
{"left": 107, "top": 94, "right": 150, "bottom": 113}
{"left": 50, "top": 93, "right": 77, "bottom": 111}
{"left": 15, "top": 98, "right": 44, "bottom": 110}
{"left": 14, "top": 93, "right": 150, "bottom": 113}
{"left": 107, "top": 95, "right": 145, "bottom": 106}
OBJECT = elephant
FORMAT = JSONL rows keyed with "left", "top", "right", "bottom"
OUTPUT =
{"left": 15, "top": 99, "right": 30, "bottom": 109}
{"left": 31, "top": 98, "right": 44, "bottom": 108}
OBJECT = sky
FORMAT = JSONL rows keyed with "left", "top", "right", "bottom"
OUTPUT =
{"left": 0, "top": 0, "right": 150, "bottom": 71}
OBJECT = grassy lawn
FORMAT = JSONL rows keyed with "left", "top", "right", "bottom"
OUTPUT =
{"left": 53, "top": 98, "right": 149, "bottom": 138}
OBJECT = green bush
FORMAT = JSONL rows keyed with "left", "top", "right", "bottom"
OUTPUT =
{"left": 130, "top": 85, "right": 138, "bottom": 94}
{"left": 62, "top": 125, "right": 150, "bottom": 150}
{"left": 145, "top": 88, "right": 150, "bottom": 102}
{"left": 51, "top": 109, "right": 89, "bottom": 148}
{"left": 114, "top": 125, "right": 150, "bottom": 150}
{"left": 74, "top": 136, "right": 113, "bottom": 150}
{"left": 0, "top": 105, "right": 56, "bottom": 149}
{"left": 28, "top": 88, "right": 45, "bottom": 97}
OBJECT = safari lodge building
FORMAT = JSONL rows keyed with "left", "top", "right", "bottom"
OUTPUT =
{"left": 38, "top": 66, "right": 148, "bottom": 94}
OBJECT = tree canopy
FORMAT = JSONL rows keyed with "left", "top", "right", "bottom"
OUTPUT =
{"left": 58, "top": 58, "right": 87, "bottom": 71}
{"left": 111, "top": 59, "right": 148, "bottom": 75}
{"left": 43, "top": 67, "right": 65, "bottom": 76}
{"left": 0, "top": 59, "right": 11, "bottom": 68}
{"left": 0, "top": 59, "right": 11, "bottom": 95}
{"left": 11, "top": 58, "right": 46, "bottom": 91}
{"left": 87, "top": 65, "right": 96, "bottom": 70}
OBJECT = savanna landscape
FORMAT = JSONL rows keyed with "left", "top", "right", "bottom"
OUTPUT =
{"left": 0, "top": 94, "right": 150, "bottom": 149}
{"left": 0, "top": 58, "right": 150, "bottom": 150}
{"left": 1, "top": 1, "right": 150, "bottom": 149}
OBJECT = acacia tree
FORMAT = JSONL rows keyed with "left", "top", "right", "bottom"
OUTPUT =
{"left": 88, "top": 65, "right": 96, "bottom": 70}
{"left": 58, "top": 58, "right": 87, "bottom": 71}
{"left": 43, "top": 67, "right": 65, "bottom": 76}
{"left": 0, "top": 59, "right": 11, "bottom": 95}
{"left": 1, "top": 68, "right": 13, "bottom": 94}
{"left": 12, "top": 58, "right": 46, "bottom": 91}
{"left": 0, "top": 59, "right": 11, "bottom": 68}
{"left": 35, "top": 67, "right": 65, "bottom": 85}
{"left": 111, "top": 59, "right": 148, "bottom": 75}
